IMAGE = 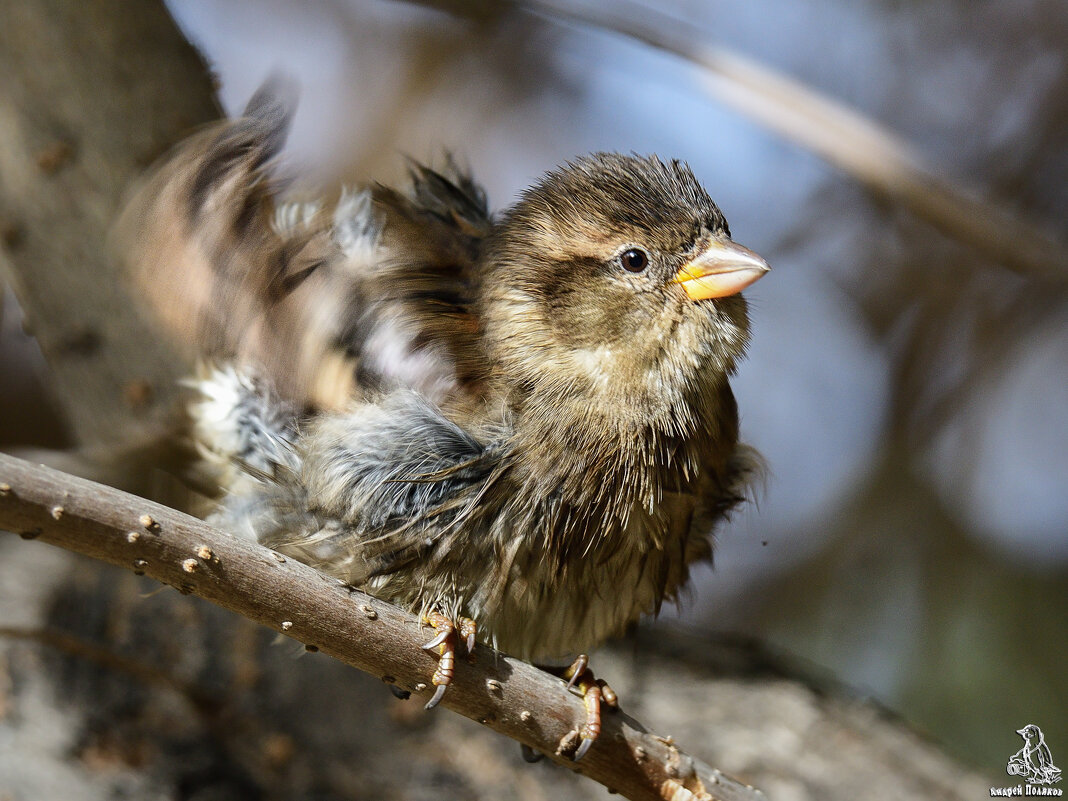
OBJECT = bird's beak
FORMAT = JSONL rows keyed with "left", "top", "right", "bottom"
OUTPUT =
{"left": 671, "top": 239, "right": 770, "bottom": 301}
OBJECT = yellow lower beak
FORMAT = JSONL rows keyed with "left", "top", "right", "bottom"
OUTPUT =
{"left": 672, "top": 239, "right": 770, "bottom": 301}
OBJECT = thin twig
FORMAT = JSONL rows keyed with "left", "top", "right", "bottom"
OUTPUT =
{"left": 0, "top": 452, "right": 763, "bottom": 801}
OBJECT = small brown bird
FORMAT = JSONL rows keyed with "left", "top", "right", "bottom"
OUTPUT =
{"left": 119, "top": 87, "right": 768, "bottom": 759}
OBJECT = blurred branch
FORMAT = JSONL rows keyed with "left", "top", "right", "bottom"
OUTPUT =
{"left": 418, "top": 0, "right": 1068, "bottom": 280}
{"left": 0, "top": 0, "right": 218, "bottom": 448}
{"left": 0, "top": 452, "right": 764, "bottom": 801}
{"left": 0, "top": 624, "right": 219, "bottom": 711}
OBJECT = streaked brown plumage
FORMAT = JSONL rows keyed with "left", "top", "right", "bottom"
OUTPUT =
{"left": 117, "top": 86, "right": 768, "bottom": 755}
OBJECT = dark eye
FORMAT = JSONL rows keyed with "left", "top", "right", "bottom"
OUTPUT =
{"left": 620, "top": 248, "right": 649, "bottom": 273}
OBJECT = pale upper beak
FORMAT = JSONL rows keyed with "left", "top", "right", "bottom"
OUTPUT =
{"left": 671, "top": 239, "right": 770, "bottom": 301}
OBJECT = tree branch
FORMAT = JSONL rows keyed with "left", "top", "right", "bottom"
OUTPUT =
{"left": 0, "top": 451, "right": 763, "bottom": 801}
{"left": 417, "top": 0, "right": 1068, "bottom": 281}
{"left": 0, "top": 0, "right": 218, "bottom": 448}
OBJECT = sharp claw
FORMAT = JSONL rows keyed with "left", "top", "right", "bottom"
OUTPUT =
{"left": 564, "top": 654, "right": 589, "bottom": 690}
{"left": 422, "top": 630, "right": 450, "bottom": 650}
{"left": 424, "top": 683, "right": 447, "bottom": 710}
{"left": 466, "top": 630, "right": 476, "bottom": 654}
{"left": 520, "top": 744, "right": 544, "bottom": 763}
{"left": 574, "top": 736, "right": 594, "bottom": 761}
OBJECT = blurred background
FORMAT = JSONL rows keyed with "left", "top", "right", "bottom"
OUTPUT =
{"left": 1, "top": 0, "right": 1066, "bottom": 790}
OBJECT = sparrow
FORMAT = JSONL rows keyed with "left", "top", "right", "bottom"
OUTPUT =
{"left": 117, "top": 85, "right": 768, "bottom": 760}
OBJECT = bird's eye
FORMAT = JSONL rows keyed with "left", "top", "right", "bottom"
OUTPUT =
{"left": 620, "top": 248, "right": 649, "bottom": 273}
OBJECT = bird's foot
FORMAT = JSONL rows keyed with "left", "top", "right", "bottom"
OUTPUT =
{"left": 556, "top": 654, "right": 618, "bottom": 761}
{"left": 421, "top": 610, "right": 476, "bottom": 710}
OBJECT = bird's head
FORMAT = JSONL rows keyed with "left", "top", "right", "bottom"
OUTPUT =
{"left": 480, "top": 153, "right": 768, "bottom": 431}
{"left": 1018, "top": 725, "right": 1041, "bottom": 742}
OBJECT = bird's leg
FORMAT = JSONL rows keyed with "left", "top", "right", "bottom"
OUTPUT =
{"left": 556, "top": 654, "right": 619, "bottom": 761}
{"left": 421, "top": 611, "right": 455, "bottom": 710}
{"left": 421, "top": 610, "right": 477, "bottom": 710}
